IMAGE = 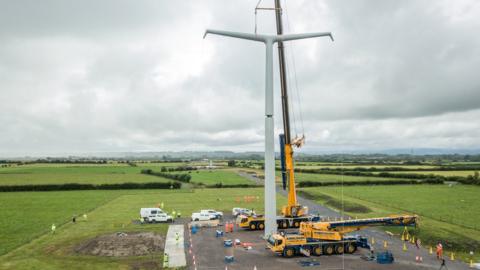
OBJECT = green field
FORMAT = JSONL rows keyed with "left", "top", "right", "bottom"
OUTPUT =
{"left": 290, "top": 172, "right": 409, "bottom": 183}
{"left": 293, "top": 163, "right": 440, "bottom": 170}
{"left": 0, "top": 165, "right": 172, "bottom": 186}
{"left": 135, "top": 161, "right": 227, "bottom": 168}
{"left": 299, "top": 185, "right": 480, "bottom": 260}
{"left": 0, "top": 191, "right": 124, "bottom": 255}
{"left": 180, "top": 169, "right": 254, "bottom": 185}
{"left": 393, "top": 170, "right": 479, "bottom": 177}
{"left": 0, "top": 188, "right": 285, "bottom": 270}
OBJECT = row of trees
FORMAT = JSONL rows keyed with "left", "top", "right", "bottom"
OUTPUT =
{"left": 0, "top": 182, "right": 181, "bottom": 192}
{"left": 294, "top": 168, "right": 480, "bottom": 185}
{"left": 159, "top": 166, "right": 198, "bottom": 172}
{"left": 141, "top": 169, "right": 191, "bottom": 183}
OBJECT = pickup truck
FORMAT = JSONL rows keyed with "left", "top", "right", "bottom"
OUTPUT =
{"left": 143, "top": 212, "right": 173, "bottom": 223}
{"left": 191, "top": 209, "right": 223, "bottom": 221}
{"left": 201, "top": 209, "right": 223, "bottom": 219}
{"left": 232, "top": 208, "right": 255, "bottom": 217}
{"left": 191, "top": 212, "right": 213, "bottom": 221}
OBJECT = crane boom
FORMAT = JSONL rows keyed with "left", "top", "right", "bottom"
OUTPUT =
{"left": 300, "top": 215, "right": 418, "bottom": 241}
{"left": 267, "top": 215, "right": 418, "bottom": 257}
{"left": 275, "top": 0, "right": 304, "bottom": 218}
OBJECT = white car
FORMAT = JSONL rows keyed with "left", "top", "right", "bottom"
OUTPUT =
{"left": 140, "top": 208, "right": 173, "bottom": 223}
{"left": 143, "top": 213, "right": 173, "bottom": 223}
{"left": 200, "top": 209, "right": 223, "bottom": 219}
{"left": 232, "top": 208, "right": 255, "bottom": 217}
{"left": 191, "top": 212, "right": 213, "bottom": 221}
{"left": 140, "top": 208, "right": 164, "bottom": 219}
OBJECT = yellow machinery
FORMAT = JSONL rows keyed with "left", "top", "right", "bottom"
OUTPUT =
{"left": 280, "top": 135, "right": 307, "bottom": 218}
{"left": 267, "top": 215, "right": 417, "bottom": 257}
{"left": 236, "top": 0, "right": 312, "bottom": 231}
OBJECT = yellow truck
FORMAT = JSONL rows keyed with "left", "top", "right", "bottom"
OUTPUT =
{"left": 267, "top": 215, "right": 417, "bottom": 257}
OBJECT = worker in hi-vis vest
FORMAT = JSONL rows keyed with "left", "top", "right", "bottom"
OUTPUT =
{"left": 436, "top": 243, "right": 443, "bottom": 259}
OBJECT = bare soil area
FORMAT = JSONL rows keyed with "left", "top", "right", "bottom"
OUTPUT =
{"left": 74, "top": 232, "right": 164, "bottom": 257}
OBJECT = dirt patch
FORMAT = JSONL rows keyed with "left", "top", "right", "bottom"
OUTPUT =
{"left": 74, "top": 232, "right": 164, "bottom": 257}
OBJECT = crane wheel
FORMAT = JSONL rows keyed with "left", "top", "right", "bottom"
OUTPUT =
{"left": 250, "top": 223, "right": 257, "bottom": 230}
{"left": 345, "top": 243, "right": 356, "bottom": 254}
{"left": 335, "top": 244, "right": 344, "bottom": 254}
{"left": 312, "top": 246, "right": 322, "bottom": 256}
{"left": 282, "top": 222, "right": 288, "bottom": 228}
{"left": 324, "top": 245, "right": 334, "bottom": 255}
{"left": 259, "top": 223, "right": 265, "bottom": 230}
{"left": 283, "top": 247, "right": 295, "bottom": 258}
{"left": 293, "top": 221, "right": 300, "bottom": 228}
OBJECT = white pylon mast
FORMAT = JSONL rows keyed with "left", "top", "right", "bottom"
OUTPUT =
{"left": 204, "top": 30, "right": 333, "bottom": 237}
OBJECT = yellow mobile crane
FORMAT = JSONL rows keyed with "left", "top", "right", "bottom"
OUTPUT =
{"left": 236, "top": 0, "right": 316, "bottom": 231}
{"left": 267, "top": 215, "right": 418, "bottom": 257}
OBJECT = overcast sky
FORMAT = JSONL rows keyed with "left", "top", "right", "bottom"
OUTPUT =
{"left": 1, "top": 0, "right": 479, "bottom": 156}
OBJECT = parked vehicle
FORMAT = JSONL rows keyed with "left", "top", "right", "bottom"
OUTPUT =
{"left": 191, "top": 212, "right": 213, "bottom": 221}
{"left": 191, "top": 209, "right": 223, "bottom": 221}
{"left": 140, "top": 208, "right": 172, "bottom": 223}
{"left": 146, "top": 213, "right": 173, "bottom": 223}
{"left": 200, "top": 209, "right": 223, "bottom": 219}
{"left": 232, "top": 208, "right": 256, "bottom": 217}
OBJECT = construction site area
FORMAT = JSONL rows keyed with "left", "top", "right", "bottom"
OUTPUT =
{"left": 161, "top": 189, "right": 475, "bottom": 270}
{"left": 1, "top": 1, "right": 479, "bottom": 270}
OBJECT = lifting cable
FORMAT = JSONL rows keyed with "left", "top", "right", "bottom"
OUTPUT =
{"left": 285, "top": 2, "right": 345, "bottom": 268}
{"left": 283, "top": 0, "right": 306, "bottom": 140}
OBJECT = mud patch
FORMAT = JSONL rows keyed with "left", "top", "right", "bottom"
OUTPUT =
{"left": 74, "top": 232, "right": 164, "bottom": 257}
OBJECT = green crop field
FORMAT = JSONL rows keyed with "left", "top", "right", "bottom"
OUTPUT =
{"left": 0, "top": 190, "right": 124, "bottom": 256}
{"left": 0, "top": 164, "right": 171, "bottom": 186}
{"left": 0, "top": 188, "right": 285, "bottom": 270}
{"left": 179, "top": 169, "right": 254, "bottom": 185}
{"left": 299, "top": 185, "right": 480, "bottom": 260}
{"left": 293, "top": 163, "right": 440, "bottom": 170}
{"left": 289, "top": 172, "right": 409, "bottom": 183}
{"left": 392, "top": 171, "right": 479, "bottom": 177}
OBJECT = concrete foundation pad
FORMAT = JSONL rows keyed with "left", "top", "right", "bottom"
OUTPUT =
{"left": 164, "top": 224, "right": 186, "bottom": 268}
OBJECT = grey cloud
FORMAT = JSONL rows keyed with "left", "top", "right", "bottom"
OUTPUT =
{"left": 0, "top": 0, "right": 479, "bottom": 156}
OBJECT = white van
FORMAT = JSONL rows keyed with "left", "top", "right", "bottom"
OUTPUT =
{"left": 140, "top": 208, "right": 172, "bottom": 223}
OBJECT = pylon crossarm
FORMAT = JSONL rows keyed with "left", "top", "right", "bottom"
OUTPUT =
{"left": 203, "top": 29, "right": 266, "bottom": 42}
{"left": 276, "top": 32, "right": 334, "bottom": 42}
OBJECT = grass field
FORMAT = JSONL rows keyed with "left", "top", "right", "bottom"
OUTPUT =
{"left": 293, "top": 163, "right": 440, "bottom": 170}
{"left": 0, "top": 191, "right": 124, "bottom": 256}
{"left": 289, "top": 172, "right": 409, "bottom": 183}
{"left": 392, "top": 171, "right": 479, "bottom": 177}
{"left": 179, "top": 169, "right": 254, "bottom": 185}
{"left": 135, "top": 161, "right": 227, "bottom": 168}
{"left": 0, "top": 165, "right": 172, "bottom": 186}
{"left": 299, "top": 185, "right": 480, "bottom": 260}
{"left": 0, "top": 188, "right": 285, "bottom": 270}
